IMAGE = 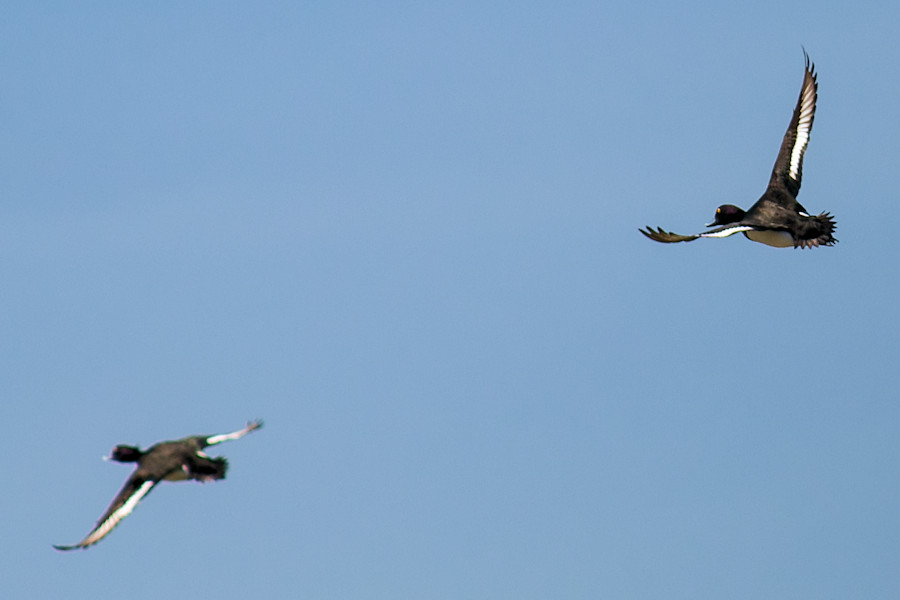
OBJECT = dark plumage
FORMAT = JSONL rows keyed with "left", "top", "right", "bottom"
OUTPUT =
{"left": 54, "top": 420, "right": 263, "bottom": 551}
{"left": 640, "top": 51, "right": 836, "bottom": 249}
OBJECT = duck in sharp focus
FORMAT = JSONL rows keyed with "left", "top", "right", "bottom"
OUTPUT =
{"left": 640, "top": 51, "right": 836, "bottom": 249}
{"left": 53, "top": 420, "right": 263, "bottom": 551}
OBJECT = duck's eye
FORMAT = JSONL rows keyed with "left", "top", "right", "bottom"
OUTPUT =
{"left": 716, "top": 207, "right": 721, "bottom": 213}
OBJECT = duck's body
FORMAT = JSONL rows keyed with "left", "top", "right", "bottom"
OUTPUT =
{"left": 640, "top": 51, "right": 836, "bottom": 249}
{"left": 54, "top": 420, "right": 262, "bottom": 551}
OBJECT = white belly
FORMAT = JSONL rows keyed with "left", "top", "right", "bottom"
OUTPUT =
{"left": 163, "top": 466, "right": 190, "bottom": 482}
{"left": 745, "top": 230, "right": 794, "bottom": 248}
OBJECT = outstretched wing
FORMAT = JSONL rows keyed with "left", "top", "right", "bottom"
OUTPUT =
{"left": 767, "top": 51, "right": 817, "bottom": 200}
{"left": 639, "top": 225, "right": 753, "bottom": 243}
{"left": 203, "top": 419, "right": 264, "bottom": 447}
{"left": 53, "top": 476, "right": 158, "bottom": 551}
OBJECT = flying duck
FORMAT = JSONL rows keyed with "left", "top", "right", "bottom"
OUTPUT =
{"left": 640, "top": 51, "right": 836, "bottom": 249}
{"left": 54, "top": 420, "right": 263, "bottom": 551}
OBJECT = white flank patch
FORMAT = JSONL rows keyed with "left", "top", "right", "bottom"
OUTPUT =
{"left": 746, "top": 229, "right": 795, "bottom": 248}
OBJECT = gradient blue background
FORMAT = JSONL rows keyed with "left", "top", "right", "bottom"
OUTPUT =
{"left": 4, "top": 2, "right": 899, "bottom": 598}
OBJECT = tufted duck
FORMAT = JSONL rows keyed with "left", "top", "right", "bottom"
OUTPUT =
{"left": 640, "top": 51, "right": 836, "bottom": 249}
{"left": 54, "top": 420, "right": 262, "bottom": 551}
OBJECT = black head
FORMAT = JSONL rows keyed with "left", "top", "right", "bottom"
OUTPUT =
{"left": 707, "top": 204, "right": 746, "bottom": 227}
{"left": 109, "top": 445, "right": 143, "bottom": 463}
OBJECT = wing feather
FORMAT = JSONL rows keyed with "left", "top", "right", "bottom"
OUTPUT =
{"left": 53, "top": 478, "right": 157, "bottom": 550}
{"left": 767, "top": 51, "right": 817, "bottom": 199}
{"left": 639, "top": 225, "right": 753, "bottom": 243}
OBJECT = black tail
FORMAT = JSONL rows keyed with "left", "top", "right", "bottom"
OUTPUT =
{"left": 188, "top": 456, "right": 228, "bottom": 482}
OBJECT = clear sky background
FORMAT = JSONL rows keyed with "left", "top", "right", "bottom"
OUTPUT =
{"left": 4, "top": 2, "right": 899, "bottom": 598}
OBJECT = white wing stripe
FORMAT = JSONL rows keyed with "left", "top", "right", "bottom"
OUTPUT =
{"left": 206, "top": 429, "right": 246, "bottom": 445}
{"left": 80, "top": 480, "right": 155, "bottom": 547}
{"left": 788, "top": 78, "right": 816, "bottom": 181}
{"left": 700, "top": 225, "right": 754, "bottom": 238}
{"left": 206, "top": 422, "right": 259, "bottom": 445}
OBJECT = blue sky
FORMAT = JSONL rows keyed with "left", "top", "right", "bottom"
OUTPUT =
{"left": 4, "top": 2, "right": 900, "bottom": 598}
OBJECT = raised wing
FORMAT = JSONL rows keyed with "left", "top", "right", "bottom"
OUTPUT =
{"left": 767, "top": 51, "right": 817, "bottom": 200}
{"left": 203, "top": 419, "right": 264, "bottom": 447}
